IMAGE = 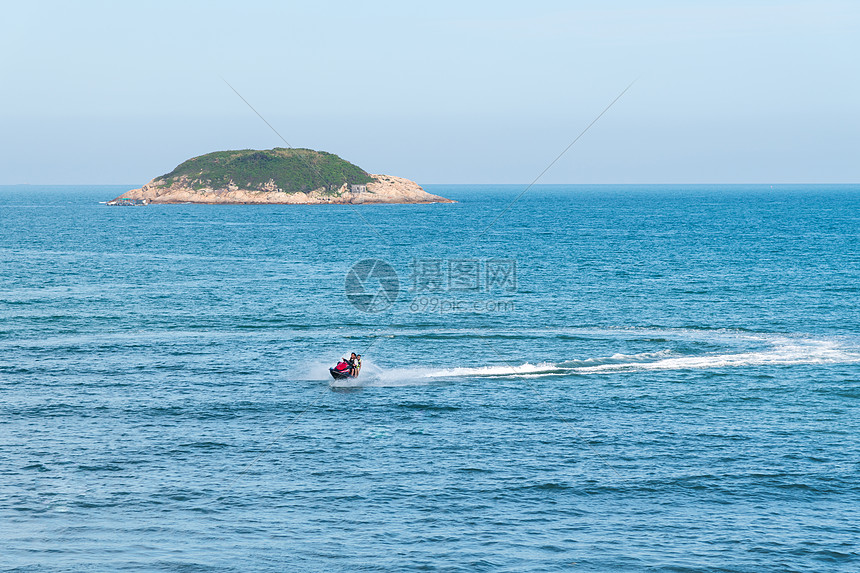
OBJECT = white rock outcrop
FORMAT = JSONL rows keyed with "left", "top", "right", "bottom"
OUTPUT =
{"left": 113, "top": 174, "right": 453, "bottom": 205}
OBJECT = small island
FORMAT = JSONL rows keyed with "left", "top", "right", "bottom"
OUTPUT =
{"left": 108, "top": 148, "right": 454, "bottom": 205}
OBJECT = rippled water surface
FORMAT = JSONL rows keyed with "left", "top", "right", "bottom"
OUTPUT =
{"left": 2, "top": 184, "right": 859, "bottom": 572}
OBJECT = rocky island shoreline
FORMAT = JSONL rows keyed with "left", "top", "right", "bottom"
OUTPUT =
{"left": 109, "top": 148, "right": 454, "bottom": 205}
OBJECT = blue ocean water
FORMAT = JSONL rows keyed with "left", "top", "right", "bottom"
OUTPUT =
{"left": 1, "top": 184, "right": 859, "bottom": 572}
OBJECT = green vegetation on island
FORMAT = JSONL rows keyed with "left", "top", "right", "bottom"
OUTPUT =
{"left": 155, "top": 148, "right": 374, "bottom": 194}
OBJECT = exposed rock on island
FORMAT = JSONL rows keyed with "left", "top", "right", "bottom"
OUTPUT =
{"left": 109, "top": 148, "right": 453, "bottom": 205}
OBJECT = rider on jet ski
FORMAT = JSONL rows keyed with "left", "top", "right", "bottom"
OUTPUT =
{"left": 333, "top": 353, "right": 361, "bottom": 377}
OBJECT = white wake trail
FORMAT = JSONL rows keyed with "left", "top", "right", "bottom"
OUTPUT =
{"left": 573, "top": 338, "right": 859, "bottom": 374}
{"left": 316, "top": 333, "right": 860, "bottom": 386}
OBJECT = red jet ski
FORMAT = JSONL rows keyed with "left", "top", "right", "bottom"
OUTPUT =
{"left": 330, "top": 359, "right": 355, "bottom": 380}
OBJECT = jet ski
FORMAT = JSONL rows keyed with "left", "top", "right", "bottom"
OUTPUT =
{"left": 330, "top": 359, "right": 355, "bottom": 380}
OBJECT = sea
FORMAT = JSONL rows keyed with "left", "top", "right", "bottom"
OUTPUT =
{"left": 1, "top": 184, "right": 858, "bottom": 572}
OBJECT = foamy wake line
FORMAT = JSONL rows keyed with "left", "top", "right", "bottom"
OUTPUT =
{"left": 307, "top": 334, "right": 860, "bottom": 386}
{"left": 574, "top": 338, "right": 860, "bottom": 374}
{"left": 363, "top": 337, "right": 859, "bottom": 384}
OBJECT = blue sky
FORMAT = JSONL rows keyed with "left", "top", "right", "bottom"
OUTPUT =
{"left": 1, "top": 0, "right": 857, "bottom": 184}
